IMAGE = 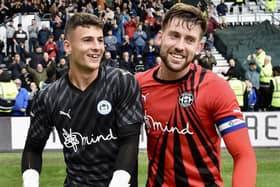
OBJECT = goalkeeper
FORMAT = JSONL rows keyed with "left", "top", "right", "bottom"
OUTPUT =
{"left": 21, "top": 12, "right": 144, "bottom": 187}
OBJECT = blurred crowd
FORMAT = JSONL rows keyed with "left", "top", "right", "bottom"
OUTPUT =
{"left": 0, "top": 0, "right": 279, "bottom": 116}
{"left": 220, "top": 47, "right": 280, "bottom": 112}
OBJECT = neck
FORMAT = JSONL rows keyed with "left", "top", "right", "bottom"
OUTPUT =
{"left": 68, "top": 67, "right": 99, "bottom": 91}
{"left": 157, "top": 64, "right": 191, "bottom": 81}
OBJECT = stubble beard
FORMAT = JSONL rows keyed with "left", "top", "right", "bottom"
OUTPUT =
{"left": 160, "top": 50, "right": 191, "bottom": 73}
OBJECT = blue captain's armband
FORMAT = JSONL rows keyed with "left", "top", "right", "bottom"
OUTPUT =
{"left": 216, "top": 116, "right": 247, "bottom": 136}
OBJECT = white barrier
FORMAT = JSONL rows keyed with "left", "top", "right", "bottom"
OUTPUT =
{"left": 1, "top": 111, "right": 279, "bottom": 151}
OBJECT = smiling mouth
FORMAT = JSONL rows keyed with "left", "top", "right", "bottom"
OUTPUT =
{"left": 169, "top": 52, "right": 185, "bottom": 60}
{"left": 87, "top": 54, "right": 101, "bottom": 61}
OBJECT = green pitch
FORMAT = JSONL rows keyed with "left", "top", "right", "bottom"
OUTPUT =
{"left": 1, "top": 148, "right": 280, "bottom": 187}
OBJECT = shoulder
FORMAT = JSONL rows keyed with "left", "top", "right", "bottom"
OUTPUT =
{"left": 37, "top": 75, "right": 67, "bottom": 99}
{"left": 135, "top": 66, "right": 156, "bottom": 85}
{"left": 102, "top": 65, "right": 137, "bottom": 83}
{"left": 20, "top": 87, "right": 29, "bottom": 94}
{"left": 195, "top": 64, "right": 230, "bottom": 89}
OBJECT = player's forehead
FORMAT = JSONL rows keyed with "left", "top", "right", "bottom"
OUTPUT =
{"left": 164, "top": 18, "right": 202, "bottom": 38}
{"left": 166, "top": 18, "right": 202, "bottom": 32}
{"left": 67, "top": 25, "right": 103, "bottom": 39}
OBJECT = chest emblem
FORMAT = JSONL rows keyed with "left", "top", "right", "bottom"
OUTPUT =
{"left": 178, "top": 92, "right": 194, "bottom": 108}
{"left": 97, "top": 100, "right": 112, "bottom": 115}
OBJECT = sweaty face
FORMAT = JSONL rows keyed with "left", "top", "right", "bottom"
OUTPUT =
{"left": 64, "top": 25, "right": 105, "bottom": 72}
{"left": 159, "top": 18, "right": 203, "bottom": 74}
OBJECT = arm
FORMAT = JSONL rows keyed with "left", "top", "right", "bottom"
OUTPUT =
{"left": 211, "top": 77, "right": 257, "bottom": 187}
{"left": 21, "top": 91, "right": 53, "bottom": 187}
{"left": 25, "top": 61, "right": 36, "bottom": 76}
{"left": 109, "top": 72, "right": 144, "bottom": 187}
{"left": 21, "top": 90, "right": 29, "bottom": 112}
{"left": 109, "top": 124, "right": 141, "bottom": 187}
{"left": 223, "top": 128, "right": 257, "bottom": 187}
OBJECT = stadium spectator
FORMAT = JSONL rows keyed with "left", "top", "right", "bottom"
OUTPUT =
{"left": 55, "top": 33, "right": 65, "bottom": 63}
{"left": 104, "top": 29, "right": 118, "bottom": 59}
{"left": 11, "top": 78, "right": 29, "bottom": 116}
{"left": 265, "top": 0, "right": 277, "bottom": 12}
{"left": 204, "top": 32, "right": 214, "bottom": 50}
{"left": 142, "top": 19, "right": 153, "bottom": 41}
{"left": 243, "top": 56, "right": 261, "bottom": 111}
{"left": 246, "top": 82, "right": 257, "bottom": 111}
{"left": 21, "top": 13, "right": 143, "bottom": 187}
{"left": 124, "top": 15, "right": 138, "bottom": 41}
{"left": 216, "top": 0, "right": 228, "bottom": 27}
{"left": 103, "top": 50, "right": 118, "bottom": 68}
{"left": 126, "top": 1, "right": 137, "bottom": 17}
{"left": 104, "top": 7, "right": 115, "bottom": 21}
{"left": 228, "top": 77, "right": 247, "bottom": 110}
{"left": 27, "top": 18, "right": 39, "bottom": 53}
{"left": 230, "top": 0, "right": 245, "bottom": 14}
{"left": 19, "top": 0, "right": 36, "bottom": 14}
{"left": 221, "top": 57, "right": 241, "bottom": 80}
{"left": 19, "top": 67, "right": 33, "bottom": 91}
{"left": 40, "top": 51, "right": 54, "bottom": 68}
{"left": 0, "top": 68, "right": 17, "bottom": 116}
{"left": 56, "top": 57, "right": 68, "bottom": 79}
{"left": 44, "top": 34, "right": 58, "bottom": 61}
{"left": 8, "top": 53, "right": 25, "bottom": 80}
{"left": 51, "top": 12, "right": 66, "bottom": 41}
{"left": 145, "top": 9, "right": 157, "bottom": 27}
{"left": 137, "top": 3, "right": 147, "bottom": 23}
{"left": 6, "top": 20, "right": 16, "bottom": 57}
{"left": 26, "top": 81, "right": 38, "bottom": 115}
{"left": 37, "top": 23, "right": 52, "bottom": 48}
{"left": 133, "top": 23, "right": 147, "bottom": 57}
{"left": 28, "top": 81, "right": 38, "bottom": 100}
{"left": 112, "top": 22, "right": 123, "bottom": 47}
{"left": 120, "top": 34, "right": 134, "bottom": 57}
{"left": 117, "top": 7, "right": 130, "bottom": 38}
{"left": 24, "top": 45, "right": 44, "bottom": 69}
{"left": 25, "top": 58, "right": 54, "bottom": 88}
{"left": 206, "top": 12, "right": 222, "bottom": 36}
{"left": 57, "top": 0, "right": 67, "bottom": 15}
{"left": 207, "top": 1, "right": 219, "bottom": 22}
{"left": 103, "top": 16, "right": 114, "bottom": 38}
{"left": 0, "top": 2, "right": 9, "bottom": 23}
{"left": 13, "top": 23, "right": 28, "bottom": 61}
{"left": 142, "top": 38, "right": 159, "bottom": 70}
{"left": 259, "top": 55, "right": 273, "bottom": 111}
{"left": 119, "top": 51, "right": 134, "bottom": 74}
{"left": 198, "top": 48, "right": 217, "bottom": 70}
{"left": 269, "top": 65, "right": 280, "bottom": 110}
{"left": 136, "top": 3, "right": 256, "bottom": 187}
{"left": 255, "top": 47, "right": 266, "bottom": 66}
{"left": 9, "top": 0, "right": 22, "bottom": 15}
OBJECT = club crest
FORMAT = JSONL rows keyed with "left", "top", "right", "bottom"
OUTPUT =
{"left": 178, "top": 92, "right": 194, "bottom": 108}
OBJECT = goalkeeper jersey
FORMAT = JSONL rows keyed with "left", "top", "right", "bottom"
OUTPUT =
{"left": 136, "top": 64, "right": 247, "bottom": 187}
{"left": 25, "top": 65, "right": 144, "bottom": 187}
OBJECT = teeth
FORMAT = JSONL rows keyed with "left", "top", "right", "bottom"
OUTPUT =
{"left": 88, "top": 54, "right": 99, "bottom": 58}
{"left": 171, "top": 53, "right": 184, "bottom": 59}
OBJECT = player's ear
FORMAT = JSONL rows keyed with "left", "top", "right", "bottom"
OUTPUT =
{"left": 196, "top": 37, "right": 205, "bottom": 55}
{"left": 154, "top": 30, "right": 162, "bottom": 46}
{"left": 64, "top": 40, "right": 72, "bottom": 55}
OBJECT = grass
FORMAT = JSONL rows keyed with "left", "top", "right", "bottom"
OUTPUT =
{"left": 1, "top": 148, "right": 280, "bottom": 187}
